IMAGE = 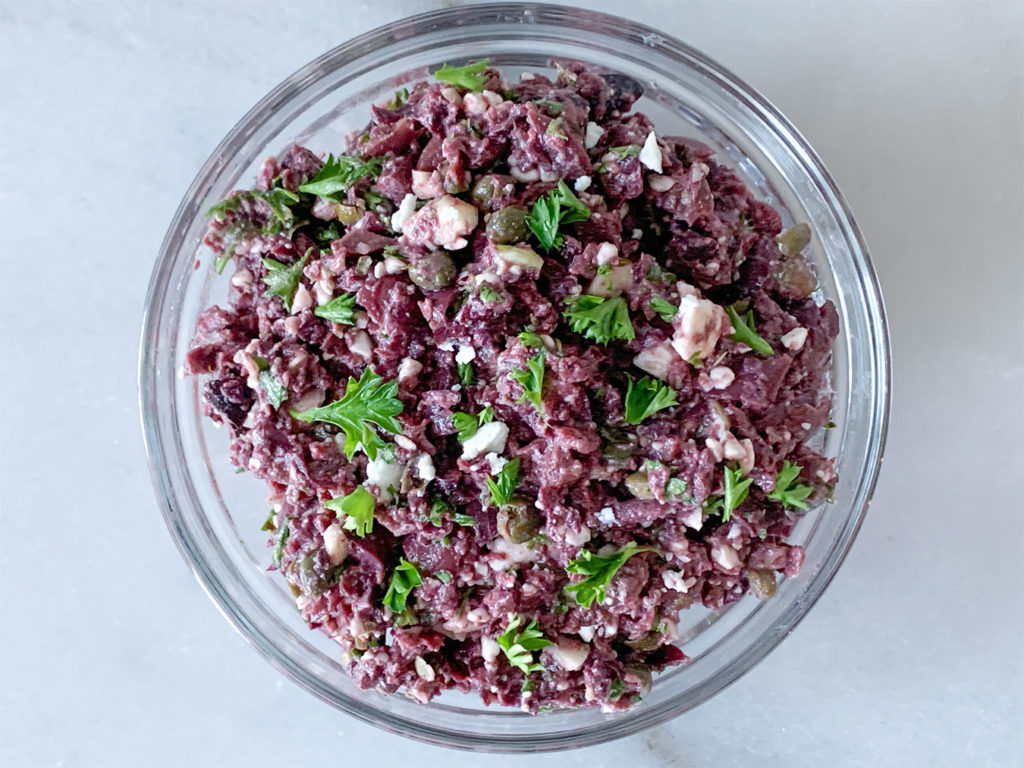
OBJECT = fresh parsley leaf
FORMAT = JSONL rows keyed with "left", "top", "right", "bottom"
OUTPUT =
{"left": 261, "top": 252, "right": 309, "bottom": 310}
{"left": 272, "top": 521, "right": 289, "bottom": 567}
{"left": 650, "top": 296, "right": 678, "bottom": 322}
{"left": 526, "top": 180, "right": 591, "bottom": 251}
{"left": 510, "top": 353, "right": 545, "bottom": 411}
{"left": 387, "top": 86, "right": 410, "bottom": 109}
{"left": 259, "top": 370, "right": 288, "bottom": 409}
{"left": 531, "top": 99, "right": 563, "bottom": 116}
{"left": 646, "top": 262, "right": 677, "bottom": 283}
{"left": 607, "top": 145, "right": 641, "bottom": 158}
{"left": 452, "top": 411, "right": 479, "bottom": 442}
{"left": 609, "top": 678, "right": 625, "bottom": 700}
{"left": 252, "top": 187, "right": 301, "bottom": 229}
{"left": 478, "top": 406, "right": 494, "bottom": 424}
{"left": 457, "top": 361, "right": 475, "bottom": 386}
{"left": 518, "top": 330, "right": 545, "bottom": 348}
{"left": 291, "top": 367, "right": 404, "bottom": 460}
{"left": 298, "top": 154, "right": 384, "bottom": 201}
{"left": 433, "top": 58, "right": 490, "bottom": 90}
{"left": 383, "top": 558, "right": 422, "bottom": 614}
{"left": 453, "top": 512, "right": 477, "bottom": 527}
{"left": 323, "top": 486, "right": 376, "bottom": 537}
{"left": 623, "top": 376, "right": 678, "bottom": 425}
{"left": 496, "top": 614, "right": 551, "bottom": 675}
{"left": 435, "top": 570, "right": 453, "bottom": 584}
{"left": 425, "top": 497, "right": 451, "bottom": 526}
{"left": 563, "top": 295, "right": 635, "bottom": 345}
{"left": 545, "top": 117, "right": 567, "bottom": 139}
{"left": 724, "top": 305, "right": 774, "bottom": 355}
{"left": 485, "top": 456, "right": 521, "bottom": 508}
{"left": 665, "top": 477, "right": 688, "bottom": 498}
{"left": 564, "top": 542, "right": 658, "bottom": 608}
{"left": 478, "top": 283, "right": 502, "bottom": 303}
{"left": 765, "top": 461, "right": 813, "bottom": 510}
{"left": 313, "top": 220, "right": 341, "bottom": 245}
{"left": 719, "top": 465, "right": 753, "bottom": 522}
{"left": 313, "top": 292, "right": 357, "bottom": 325}
{"left": 261, "top": 510, "right": 276, "bottom": 531}
{"left": 362, "top": 190, "right": 385, "bottom": 208}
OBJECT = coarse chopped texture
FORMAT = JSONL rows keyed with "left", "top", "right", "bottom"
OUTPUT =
{"left": 188, "top": 59, "right": 838, "bottom": 713}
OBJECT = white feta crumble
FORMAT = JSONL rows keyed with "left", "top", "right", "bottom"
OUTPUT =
{"left": 485, "top": 452, "right": 508, "bottom": 475}
{"left": 564, "top": 525, "right": 592, "bottom": 547}
{"left": 480, "top": 636, "right": 501, "bottom": 664}
{"left": 397, "top": 357, "right": 423, "bottom": 382}
{"left": 413, "top": 656, "right": 435, "bottom": 682}
{"left": 595, "top": 506, "right": 617, "bottom": 526}
{"left": 801, "top": 421, "right": 812, "bottom": 431}
{"left": 390, "top": 192, "right": 418, "bottom": 233}
{"left": 594, "top": 242, "right": 618, "bottom": 265}
{"left": 639, "top": 131, "right": 663, "bottom": 173}
{"left": 708, "top": 365, "right": 735, "bottom": 389}
{"left": 662, "top": 570, "right": 693, "bottom": 593}
{"left": 648, "top": 174, "right": 675, "bottom": 192}
{"left": 585, "top": 121, "right": 605, "bottom": 149}
{"left": 670, "top": 294, "right": 729, "bottom": 362}
{"left": 460, "top": 420, "right": 509, "bottom": 460}
{"left": 574, "top": 175, "right": 592, "bottom": 192}
{"left": 366, "top": 456, "right": 404, "bottom": 499}
{"left": 394, "top": 434, "right": 417, "bottom": 451}
{"left": 781, "top": 326, "right": 808, "bottom": 352}
{"left": 415, "top": 454, "right": 436, "bottom": 482}
{"left": 578, "top": 625, "right": 596, "bottom": 643}
{"left": 290, "top": 284, "right": 313, "bottom": 314}
{"left": 437, "top": 340, "right": 456, "bottom": 352}
{"left": 455, "top": 344, "right": 476, "bottom": 365}
{"left": 322, "top": 522, "right": 348, "bottom": 566}
{"left": 711, "top": 544, "right": 741, "bottom": 572}
{"left": 545, "top": 640, "right": 589, "bottom": 672}
{"left": 633, "top": 340, "right": 677, "bottom": 380}
{"left": 348, "top": 330, "right": 373, "bottom": 360}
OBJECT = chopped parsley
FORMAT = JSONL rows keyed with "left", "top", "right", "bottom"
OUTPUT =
{"left": 545, "top": 117, "right": 567, "bottom": 139}
{"left": 485, "top": 456, "right": 521, "bottom": 508}
{"left": 531, "top": 99, "right": 563, "bottom": 116}
{"left": 323, "top": 485, "right": 376, "bottom": 537}
{"left": 457, "top": 361, "right": 475, "bottom": 386}
{"left": 765, "top": 461, "right": 813, "bottom": 510}
{"left": 510, "top": 353, "right": 545, "bottom": 412}
{"left": 424, "top": 497, "right": 451, "bottom": 526}
{"left": 607, "top": 145, "right": 641, "bottom": 158}
{"left": 453, "top": 405, "right": 494, "bottom": 442}
{"left": 649, "top": 296, "right": 678, "bottom": 322}
{"left": 453, "top": 512, "right": 477, "bottom": 527}
{"left": 432, "top": 59, "right": 490, "bottom": 91}
{"left": 525, "top": 180, "right": 591, "bottom": 251}
{"left": 313, "top": 292, "right": 357, "bottom": 325}
{"left": 665, "top": 477, "right": 688, "bottom": 498}
{"left": 387, "top": 86, "right": 410, "bottom": 109}
{"left": 623, "top": 376, "right": 678, "bottom": 424}
{"left": 297, "top": 154, "right": 384, "bottom": 201}
{"left": 272, "top": 520, "right": 289, "bottom": 568}
{"left": 383, "top": 558, "right": 422, "bottom": 614}
{"left": 252, "top": 356, "right": 287, "bottom": 409}
{"left": 435, "top": 570, "right": 453, "bottom": 584}
{"left": 725, "top": 305, "right": 774, "bottom": 355}
{"left": 290, "top": 367, "right": 403, "bottom": 460}
{"left": 564, "top": 542, "right": 658, "bottom": 608}
{"left": 563, "top": 295, "right": 635, "bottom": 345}
{"left": 496, "top": 615, "right": 551, "bottom": 675}
{"left": 709, "top": 465, "right": 753, "bottom": 522}
{"left": 261, "top": 251, "right": 309, "bottom": 310}
{"left": 518, "top": 330, "right": 545, "bottom": 348}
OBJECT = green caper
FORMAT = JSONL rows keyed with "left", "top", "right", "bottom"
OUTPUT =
{"left": 624, "top": 632, "right": 663, "bottom": 651}
{"left": 472, "top": 176, "right": 501, "bottom": 207}
{"left": 486, "top": 205, "right": 529, "bottom": 244}
{"left": 776, "top": 222, "right": 811, "bottom": 256}
{"left": 408, "top": 250, "right": 456, "bottom": 291}
{"left": 624, "top": 471, "right": 653, "bottom": 499}
{"left": 773, "top": 255, "right": 818, "bottom": 298}
{"left": 622, "top": 663, "right": 653, "bottom": 695}
{"left": 497, "top": 497, "right": 542, "bottom": 544}
{"left": 746, "top": 568, "right": 776, "bottom": 599}
{"left": 336, "top": 204, "right": 362, "bottom": 225}
{"left": 296, "top": 553, "right": 324, "bottom": 595}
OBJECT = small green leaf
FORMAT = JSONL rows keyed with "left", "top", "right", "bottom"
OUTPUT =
{"left": 324, "top": 486, "right": 376, "bottom": 537}
{"left": 485, "top": 457, "right": 521, "bottom": 508}
{"left": 518, "top": 330, "right": 545, "bottom": 348}
{"left": 649, "top": 296, "right": 678, "bottom": 322}
{"left": 457, "top": 361, "right": 475, "bottom": 386}
{"left": 478, "top": 284, "right": 502, "bottom": 303}
{"left": 510, "top": 354, "right": 545, "bottom": 412}
{"left": 272, "top": 521, "right": 289, "bottom": 567}
{"left": 765, "top": 461, "right": 813, "bottom": 510}
{"left": 452, "top": 411, "right": 479, "bottom": 442}
{"left": 433, "top": 59, "right": 490, "bottom": 91}
{"left": 563, "top": 295, "right": 635, "bottom": 345}
{"left": 383, "top": 558, "right": 422, "bottom": 614}
{"left": 435, "top": 570, "right": 453, "bottom": 584}
{"left": 387, "top": 87, "right": 410, "bottom": 109}
{"left": 717, "top": 465, "right": 754, "bottom": 522}
{"left": 313, "top": 292, "right": 357, "bottom": 325}
{"left": 298, "top": 154, "right": 384, "bottom": 201}
{"left": 525, "top": 180, "right": 591, "bottom": 251}
{"left": 725, "top": 305, "right": 774, "bottom": 355}
{"left": 564, "top": 542, "right": 658, "bottom": 608}
{"left": 261, "top": 252, "right": 309, "bottom": 310}
{"left": 665, "top": 477, "right": 688, "bottom": 498}
{"left": 623, "top": 376, "right": 677, "bottom": 425}
{"left": 496, "top": 615, "right": 551, "bottom": 675}
{"left": 259, "top": 370, "right": 288, "bottom": 409}
{"left": 453, "top": 512, "right": 477, "bottom": 527}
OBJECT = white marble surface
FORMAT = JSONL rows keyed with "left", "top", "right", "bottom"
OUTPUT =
{"left": 1, "top": 1, "right": 1021, "bottom": 765}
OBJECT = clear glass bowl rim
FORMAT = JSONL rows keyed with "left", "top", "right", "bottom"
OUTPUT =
{"left": 139, "top": 1, "right": 890, "bottom": 752}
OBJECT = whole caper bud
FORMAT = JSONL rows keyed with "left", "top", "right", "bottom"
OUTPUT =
{"left": 407, "top": 250, "right": 456, "bottom": 291}
{"left": 496, "top": 497, "right": 542, "bottom": 544}
{"left": 486, "top": 205, "right": 530, "bottom": 244}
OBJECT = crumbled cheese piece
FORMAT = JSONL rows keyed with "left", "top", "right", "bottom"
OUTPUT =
{"left": 708, "top": 365, "right": 735, "bottom": 389}
{"left": 395, "top": 435, "right": 416, "bottom": 451}
{"left": 489, "top": 536, "right": 538, "bottom": 566}
{"left": 390, "top": 193, "right": 418, "bottom": 233}
{"left": 711, "top": 544, "right": 741, "bottom": 571}
{"left": 574, "top": 175, "right": 591, "bottom": 192}
{"left": 372, "top": 262, "right": 386, "bottom": 279}
{"left": 462, "top": 91, "right": 488, "bottom": 115}
{"left": 586, "top": 261, "right": 633, "bottom": 297}
{"left": 800, "top": 421, "right": 812, "bottom": 431}
{"left": 564, "top": 525, "right": 592, "bottom": 547}
{"left": 546, "top": 640, "right": 589, "bottom": 671}
{"left": 366, "top": 456, "right": 403, "bottom": 500}
{"left": 662, "top": 570, "right": 692, "bottom": 593}
{"left": 670, "top": 294, "right": 730, "bottom": 362}
{"left": 480, "top": 636, "right": 501, "bottom": 664}
{"left": 511, "top": 166, "right": 540, "bottom": 183}
{"left": 322, "top": 522, "right": 348, "bottom": 566}
{"left": 595, "top": 506, "right": 617, "bottom": 526}
{"left": 460, "top": 420, "right": 509, "bottom": 460}
{"left": 585, "top": 121, "right": 605, "bottom": 149}
{"left": 455, "top": 344, "right": 476, "bottom": 365}
{"left": 291, "top": 284, "right": 313, "bottom": 314}
{"left": 413, "top": 656, "right": 435, "bottom": 682}
{"left": 230, "top": 268, "right": 253, "bottom": 287}
{"left": 440, "top": 86, "right": 463, "bottom": 106}
{"left": 639, "top": 131, "right": 663, "bottom": 173}
{"left": 485, "top": 452, "right": 508, "bottom": 475}
{"left": 633, "top": 340, "right": 677, "bottom": 380}
{"left": 520, "top": 72, "right": 535, "bottom": 81}
{"left": 594, "top": 242, "right": 618, "bottom": 266}
{"left": 348, "top": 330, "right": 373, "bottom": 360}
{"left": 648, "top": 174, "right": 675, "bottom": 192}
{"left": 781, "top": 326, "right": 808, "bottom": 352}
{"left": 415, "top": 454, "right": 436, "bottom": 482}
{"left": 383, "top": 255, "right": 406, "bottom": 274}
{"left": 397, "top": 357, "right": 423, "bottom": 382}
{"left": 578, "top": 625, "right": 596, "bottom": 642}
{"left": 437, "top": 340, "right": 456, "bottom": 352}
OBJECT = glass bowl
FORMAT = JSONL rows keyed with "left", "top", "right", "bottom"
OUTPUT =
{"left": 139, "top": 2, "right": 890, "bottom": 752}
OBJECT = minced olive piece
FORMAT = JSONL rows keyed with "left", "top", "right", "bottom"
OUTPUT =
{"left": 746, "top": 568, "right": 776, "bottom": 599}
{"left": 624, "top": 631, "right": 663, "bottom": 651}
{"left": 624, "top": 471, "right": 654, "bottom": 499}
{"left": 336, "top": 204, "right": 363, "bottom": 225}
{"left": 408, "top": 250, "right": 456, "bottom": 291}
{"left": 486, "top": 205, "right": 529, "bottom": 244}
{"left": 497, "top": 497, "right": 542, "bottom": 544}
{"left": 622, "top": 663, "right": 653, "bottom": 693}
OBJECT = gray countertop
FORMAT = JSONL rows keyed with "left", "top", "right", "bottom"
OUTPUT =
{"left": 1, "top": 1, "right": 1021, "bottom": 765}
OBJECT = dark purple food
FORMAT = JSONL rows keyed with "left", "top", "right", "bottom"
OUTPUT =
{"left": 187, "top": 59, "right": 838, "bottom": 712}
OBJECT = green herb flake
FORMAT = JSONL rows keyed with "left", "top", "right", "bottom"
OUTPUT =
{"left": 457, "top": 361, "right": 475, "bottom": 386}
{"left": 425, "top": 497, "right": 451, "bottom": 526}
{"left": 478, "top": 283, "right": 503, "bottom": 303}
{"left": 383, "top": 558, "right": 422, "bottom": 614}
{"left": 290, "top": 367, "right": 403, "bottom": 460}
{"left": 665, "top": 477, "right": 688, "bottom": 498}
{"left": 649, "top": 296, "right": 678, "bottom": 322}
{"left": 545, "top": 116, "right": 567, "bottom": 139}
{"left": 495, "top": 615, "right": 551, "bottom": 675}
{"left": 433, "top": 59, "right": 490, "bottom": 91}
{"left": 261, "top": 251, "right": 309, "bottom": 310}
{"left": 387, "top": 86, "right": 410, "bottom": 109}
{"left": 765, "top": 461, "right": 813, "bottom": 510}
{"left": 525, "top": 180, "right": 591, "bottom": 251}
{"left": 313, "top": 292, "right": 357, "bottom": 325}
{"left": 259, "top": 369, "right": 288, "bottom": 409}
{"left": 452, "top": 411, "right": 480, "bottom": 442}
{"left": 607, "top": 145, "right": 641, "bottom": 158}
{"left": 518, "top": 330, "right": 545, "bottom": 348}
{"left": 531, "top": 99, "right": 563, "bottom": 116}
{"left": 261, "top": 511, "right": 276, "bottom": 532}
{"left": 609, "top": 678, "right": 625, "bottom": 700}
{"left": 719, "top": 465, "right": 753, "bottom": 522}
{"left": 435, "top": 570, "right": 453, "bottom": 584}
{"left": 297, "top": 154, "right": 384, "bottom": 201}
{"left": 563, "top": 295, "right": 635, "bottom": 345}
{"left": 724, "top": 305, "right": 774, "bottom": 355}
{"left": 510, "top": 353, "right": 545, "bottom": 412}
{"left": 323, "top": 485, "right": 376, "bottom": 537}
{"left": 564, "top": 542, "right": 658, "bottom": 608}
{"left": 485, "top": 456, "right": 521, "bottom": 508}
{"left": 453, "top": 512, "right": 477, "bottom": 527}
{"left": 623, "top": 376, "right": 678, "bottom": 425}
{"left": 272, "top": 520, "right": 289, "bottom": 568}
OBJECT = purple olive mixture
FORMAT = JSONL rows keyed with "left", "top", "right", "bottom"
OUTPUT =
{"left": 186, "top": 59, "right": 837, "bottom": 712}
